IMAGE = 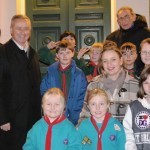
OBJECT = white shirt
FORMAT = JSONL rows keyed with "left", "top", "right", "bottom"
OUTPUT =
{"left": 12, "top": 39, "right": 29, "bottom": 53}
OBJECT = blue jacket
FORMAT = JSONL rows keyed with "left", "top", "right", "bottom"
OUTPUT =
{"left": 40, "top": 60, "right": 88, "bottom": 125}
{"left": 23, "top": 118, "right": 82, "bottom": 150}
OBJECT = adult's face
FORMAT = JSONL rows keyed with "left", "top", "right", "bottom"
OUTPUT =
{"left": 117, "top": 9, "right": 136, "bottom": 30}
{"left": 102, "top": 50, "right": 123, "bottom": 80}
{"left": 10, "top": 18, "right": 31, "bottom": 47}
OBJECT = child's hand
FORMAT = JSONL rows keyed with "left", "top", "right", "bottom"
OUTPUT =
{"left": 47, "top": 41, "right": 60, "bottom": 50}
{"left": 77, "top": 47, "right": 90, "bottom": 59}
{"left": 0, "top": 123, "right": 11, "bottom": 131}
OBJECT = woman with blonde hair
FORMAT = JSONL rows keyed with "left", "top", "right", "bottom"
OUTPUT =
{"left": 80, "top": 45, "right": 139, "bottom": 123}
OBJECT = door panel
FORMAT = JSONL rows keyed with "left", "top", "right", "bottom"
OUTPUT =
{"left": 69, "top": 0, "right": 111, "bottom": 50}
{"left": 26, "top": 0, "right": 68, "bottom": 50}
{"left": 26, "top": 0, "right": 111, "bottom": 50}
{"left": 26, "top": 0, "right": 111, "bottom": 75}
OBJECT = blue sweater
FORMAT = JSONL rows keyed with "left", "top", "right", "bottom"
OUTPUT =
{"left": 23, "top": 118, "right": 82, "bottom": 150}
{"left": 40, "top": 60, "right": 87, "bottom": 125}
{"left": 78, "top": 117, "right": 126, "bottom": 150}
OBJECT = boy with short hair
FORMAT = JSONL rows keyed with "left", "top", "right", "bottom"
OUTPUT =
{"left": 77, "top": 42, "right": 103, "bottom": 82}
{"left": 40, "top": 40, "right": 88, "bottom": 126}
{"left": 120, "top": 42, "right": 138, "bottom": 78}
{"left": 23, "top": 88, "right": 81, "bottom": 150}
{"left": 38, "top": 31, "right": 86, "bottom": 69}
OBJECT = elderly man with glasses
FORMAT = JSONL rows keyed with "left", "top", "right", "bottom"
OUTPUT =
{"left": 106, "top": 6, "right": 150, "bottom": 77}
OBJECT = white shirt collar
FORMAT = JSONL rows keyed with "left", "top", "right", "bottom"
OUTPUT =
{"left": 12, "top": 39, "right": 29, "bottom": 52}
{"left": 138, "top": 97, "right": 150, "bottom": 109}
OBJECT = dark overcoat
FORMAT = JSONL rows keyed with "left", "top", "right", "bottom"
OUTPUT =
{"left": 0, "top": 39, "right": 41, "bottom": 150}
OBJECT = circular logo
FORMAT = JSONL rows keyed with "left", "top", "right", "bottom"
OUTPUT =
{"left": 135, "top": 111, "right": 150, "bottom": 129}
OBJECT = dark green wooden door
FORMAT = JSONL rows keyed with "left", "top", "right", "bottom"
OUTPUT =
{"left": 26, "top": 0, "right": 111, "bottom": 50}
{"left": 26, "top": 0, "right": 111, "bottom": 77}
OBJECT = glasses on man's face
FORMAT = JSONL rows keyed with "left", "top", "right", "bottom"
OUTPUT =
{"left": 141, "top": 51, "right": 150, "bottom": 56}
{"left": 118, "top": 15, "right": 130, "bottom": 22}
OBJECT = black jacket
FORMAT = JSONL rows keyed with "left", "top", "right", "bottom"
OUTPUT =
{"left": 0, "top": 39, "right": 41, "bottom": 150}
{"left": 106, "top": 14, "right": 150, "bottom": 76}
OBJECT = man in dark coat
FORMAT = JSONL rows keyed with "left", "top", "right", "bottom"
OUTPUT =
{"left": 0, "top": 15, "right": 41, "bottom": 150}
{"left": 106, "top": 6, "right": 150, "bottom": 77}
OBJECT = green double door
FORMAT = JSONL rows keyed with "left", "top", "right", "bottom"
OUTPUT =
{"left": 26, "top": 0, "right": 111, "bottom": 51}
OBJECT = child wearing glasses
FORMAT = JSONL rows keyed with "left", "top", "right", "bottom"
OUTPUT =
{"left": 140, "top": 38, "right": 150, "bottom": 66}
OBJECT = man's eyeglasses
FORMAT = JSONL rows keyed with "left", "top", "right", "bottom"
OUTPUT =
{"left": 118, "top": 15, "right": 130, "bottom": 22}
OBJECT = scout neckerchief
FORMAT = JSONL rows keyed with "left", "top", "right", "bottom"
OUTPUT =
{"left": 44, "top": 115, "right": 66, "bottom": 150}
{"left": 127, "top": 68, "right": 134, "bottom": 77}
{"left": 90, "top": 113, "right": 111, "bottom": 150}
{"left": 89, "top": 61, "right": 98, "bottom": 77}
{"left": 59, "top": 64, "right": 71, "bottom": 99}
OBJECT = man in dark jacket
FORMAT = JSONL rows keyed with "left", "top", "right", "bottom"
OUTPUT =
{"left": 0, "top": 15, "right": 41, "bottom": 150}
{"left": 106, "top": 6, "right": 150, "bottom": 77}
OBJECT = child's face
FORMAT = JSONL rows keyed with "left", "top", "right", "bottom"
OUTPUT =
{"left": 62, "top": 35, "right": 76, "bottom": 49}
{"left": 143, "top": 75, "right": 150, "bottom": 101}
{"left": 102, "top": 50, "right": 123, "bottom": 79}
{"left": 89, "top": 48, "right": 101, "bottom": 64}
{"left": 88, "top": 95, "right": 109, "bottom": 122}
{"left": 122, "top": 49, "right": 137, "bottom": 66}
{"left": 141, "top": 43, "right": 150, "bottom": 65}
{"left": 42, "top": 95, "right": 65, "bottom": 122}
{"left": 56, "top": 48, "right": 74, "bottom": 68}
